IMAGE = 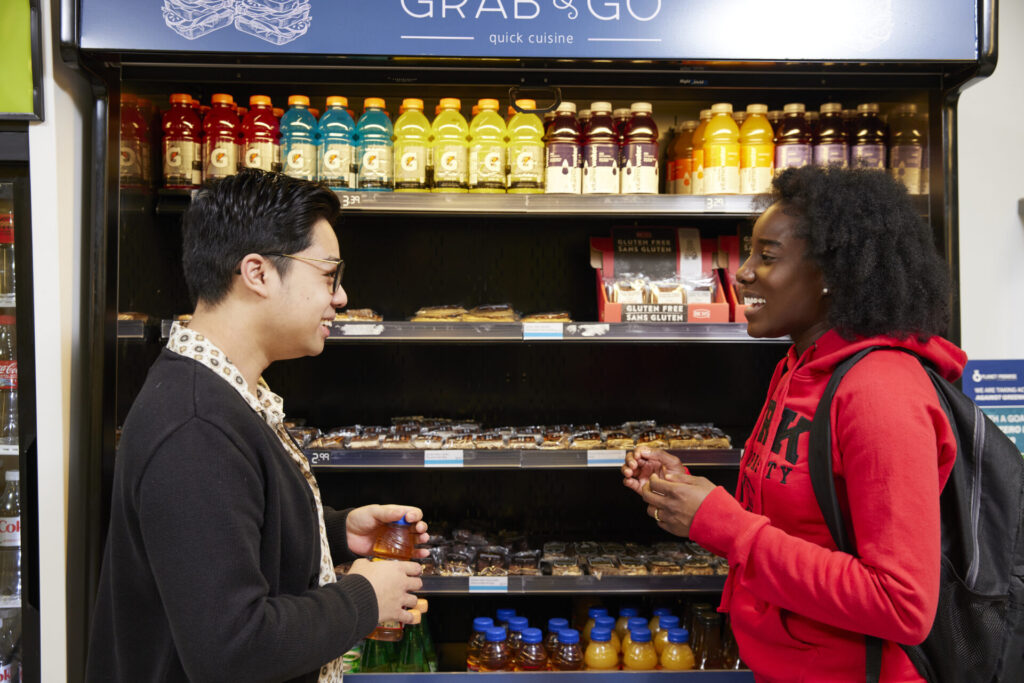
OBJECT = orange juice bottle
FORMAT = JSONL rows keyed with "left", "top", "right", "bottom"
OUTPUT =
{"left": 703, "top": 102, "right": 741, "bottom": 195}
{"left": 365, "top": 519, "right": 414, "bottom": 641}
{"left": 690, "top": 109, "right": 712, "bottom": 195}
{"left": 622, "top": 627, "right": 659, "bottom": 670}
{"left": 593, "top": 616, "right": 621, "bottom": 652}
{"left": 621, "top": 616, "right": 649, "bottom": 650}
{"left": 654, "top": 615, "right": 680, "bottom": 655}
{"left": 584, "top": 627, "right": 619, "bottom": 671}
{"left": 582, "top": 607, "right": 608, "bottom": 644}
{"left": 740, "top": 103, "right": 775, "bottom": 194}
{"left": 660, "top": 628, "right": 696, "bottom": 671}
{"left": 614, "top": 607, "right": 638, "bottom": 641}
{"left": 648, "top": 608, "right": 672, "bottom": 636}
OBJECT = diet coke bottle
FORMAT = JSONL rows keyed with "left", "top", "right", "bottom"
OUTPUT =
{"left": 0, "top": 318, "right": 14, "bottom": 447}
{"left": 0, "top": 204, "right": 13, "bottom": 298}
{"left": 0, "top": 472, "right": 19, "bottom": 598}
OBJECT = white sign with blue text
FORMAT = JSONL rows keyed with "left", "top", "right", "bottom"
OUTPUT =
{"left": 963, "top": 360, "right": 1024, "bottom": 453}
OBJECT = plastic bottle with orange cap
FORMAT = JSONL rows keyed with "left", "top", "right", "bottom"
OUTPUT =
{"left": 468, "top": 98, "right": 507, "bottom": 193}
{"left": 432, "top": 98, "right": 469, "bottom": 192}
{"left": 317, "top": 96, "right": 356, "bottom": 190}
{"left": 202, "top": 93, "right": 240, "bottom": 181}
{"left": 162, "top": 93, "right": 202, "bottom": 189}
{"left": 355, "top": 97, "right": 394, "bottom": 191}
{"left": 241, "top": 95, "right": 281, "bottom": 173}
{"left": 393, "top": 98, "right": 431, "bottom": 192}
{"left": 280, "top": 94, "right": 319, "bottom": 181}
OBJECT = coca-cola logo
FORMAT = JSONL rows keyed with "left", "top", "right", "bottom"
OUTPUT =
{"left": 0, "top": 519, "right": 19, "bottom": 534}
{"left": 0, "top": 362, "right": 16, "bottom": 390}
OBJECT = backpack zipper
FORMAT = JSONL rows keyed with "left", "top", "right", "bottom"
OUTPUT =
{"left": 966, "top": 403, "right": 985, "bottom": 589}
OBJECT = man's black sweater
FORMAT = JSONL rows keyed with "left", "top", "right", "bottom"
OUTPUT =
{"left": 86, "top": 350, "right": 378, "bottom": 682}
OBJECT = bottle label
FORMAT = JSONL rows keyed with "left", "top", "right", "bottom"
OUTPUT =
{"left": 813, "top": 143, "right": 849, "bottom": 168}
{"left": 851, "top": 144, "right": 886, "bottom": 169}
{"left": 357, "top": 145, "right": 394, "bottom": 189}
{"left": 890, "top": 145, "right": 924, "bottom": 195}
{"left": 192, "top": 141, "right": 203, "bottom": 186}
{"left": 704, "top": 143, "right": 740, "bottom": 195}
{"left": 204, "top": 138, "right": 238, "bottom": 180}
{"left": 0, "top": 216, "right": 11, "bottom": 244}
{"left": 469, "top": 143, "right": 507, "bottom": 190}
{"left": 0, "top": 516, "right": 19, "bottom": 546}
{"left": 775, "top": 144, "right": 811, "bottom": 172}
{"left": 0, "top": 362, "right": 16, "bottom": 391}
{"left": 119, "top": 140, "right": 144, "bottom": 184}
{"left": 395, "top": 144, "right": 428, "bottom": 189}
{"left": 163, "top": 139, "right": 199, "bottom": 187}
{"left": 740, "top": 143, "right": 773, "bottom": 194}
{"left": 508, "top": 142, "right": 544, "bottom": 189}
{"left": 582, "top": 142, "right": 619, "bottom": 195}
{"left": 433, "top": 144, "right": 468, "bottom": 189}
{"left": 621, "top": 142, "right": 658, "bottom": 194}
{"left": 692, "top": 148, "right": 704, "bottom": 195}
{"left": 0, "top": 662, "right": 10, "bottom": 681}
{"left": 545, "top": 142, "right": 581, "bottom": 194}
{"left": 243, "top": 141, "right": 277, "bottom": 173}
{"left": 669, "top": 158, "right": 693, "bottom": 195}
{"left": 320, "top": 142, "right": 354, "bottom": 189}
{"left": 284, "top": 142, "right": 318, "bottom": 181}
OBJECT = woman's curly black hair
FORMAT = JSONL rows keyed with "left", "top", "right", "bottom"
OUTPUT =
{"left": 765, "top": 166, "right": 951, "bottom": 340}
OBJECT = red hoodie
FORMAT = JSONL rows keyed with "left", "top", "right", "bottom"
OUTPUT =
{"left": 690, "top": 329, "right": 966, "bottom": 682}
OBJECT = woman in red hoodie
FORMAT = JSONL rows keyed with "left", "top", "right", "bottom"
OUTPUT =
{"left": 623, "top": 166, "right": 965, "bottom": 682}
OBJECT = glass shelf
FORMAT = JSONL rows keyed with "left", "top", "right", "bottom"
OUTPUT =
{"left": 418, "top": 574, "right": 726, "bottom": 595}
{"left": 306, "top": 448, "right": 741, "bottom": 470}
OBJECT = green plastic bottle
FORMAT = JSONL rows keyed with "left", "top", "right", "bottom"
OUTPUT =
{"left": 468, "top": 98, "right": 508, "bottom": 193}
{"left": 431, "top": 97, "right": 469, "bottom": 192}
{"left": 361, "top": 637, "right": 396, "bottom": 672}
{"left": 396, "top": 623, "right": 427, "bottom": 672}
{"left": 506, "top": 98, "right": 545, "bottom": 194}
{"left": 393, "top": 97, "right": 432, "bottom": 192}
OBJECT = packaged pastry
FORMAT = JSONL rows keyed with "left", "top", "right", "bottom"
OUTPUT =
{"left": 509, "top": 434, "right": 540, "bottom": 450}
{"left": 621, "top": 420, "right": 658, "bottom": 435}
{"left": 461, "top": 304, "right": 519, "bottom": 322}
{"left": 606, "top": 274, "right": 648, "bottom": 304}
{"left": 381, "top": 434, "right": 414, "bottom": 450}
{"left": 412, "top": 433, "right": 445, "bottom": 449}
{"left": 569, "top": 430, "right": 603, "bottom": 450}
{"left": 446, "top": 434, "right": 476, "bottom": 449}
{"left": 599, "top": 542, "right": 626, "bottom": 557}
{"left": 509, "top": 550, "right": 542, "bottom": 576}
{"left": 647, "top": 556, "right": 684, "bottom": 575}
{"left": 410, "top": 305, "right": 468, "bottom": 321}
{"left": 574, "top": 541, "right": 601, "bottom": 557}
{"left": 686, "top": 272, "right": 717, "bottom": 304}
{"left": 541, "top": 542, "right": 570, "bottom": 563}
{"left": 521, "top": 311, "right": 572, "bottom": 323}
{"left": 310, "top": 434, "right": 347, "bottom": 450}
{"left": 617, "top": 556, "right": 649, "bottom": 576}
{"left": 347, "top": 429, "right": 384, "bottom": 449}
{"left": 650, "top": 278, "right": 687, "bottom": 304}
{"left": 391, "top": 415, "right": 426, "bottom": 426}
{"left": 550, "top": 558, "right": 583, "bottom": 576}
{"left": 586, "top": 556, "right": 620, "bottom": 579}
{"left": 442, "top": 550, "right": 474, "bottom": 577}
{"left": 334, "top": 308, "right": 382, "bottom": 322}
{"left": 473, "top": 431, "right": 506, "bottom": 450}
{"left": 603, "top": 430, "right": 635, "bottom": 450}
{"left": 697, "top": 425, "right": 732, "bottom": 448}
{"left": 539, "top": 431, "right": 569, "bottom": 450}
{"left": 635, "top": 429, "right": 667, "bottom": 449}
{"left": 668, "top": 426, "right": 701, "bottom": 450}
{"left": 475, "top": 546, "right": 510, "bottom": 574}
{"left": 715, "top": 558, "right": 730, "bottom": 576}
{"left": 681, "top": 557, "right": 715, "bottom": 576}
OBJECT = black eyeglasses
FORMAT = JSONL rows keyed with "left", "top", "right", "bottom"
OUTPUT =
{"left": 263, "top": 253, "right": 345, "bottom": 294}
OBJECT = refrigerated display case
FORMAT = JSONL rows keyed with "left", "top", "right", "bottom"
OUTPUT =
{"left": 63, "top": 0, "right": 995, "bottom": 679}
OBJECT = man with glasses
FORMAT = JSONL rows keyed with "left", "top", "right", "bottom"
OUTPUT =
{"left": 88, "top": 170, "right": 425, "bottom": 683}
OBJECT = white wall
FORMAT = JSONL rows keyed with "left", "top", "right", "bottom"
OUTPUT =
{"left": 958, "top": 2, "right": 1024, "bottom": 359}
{"left": 27, "top": 0, "right": 93, "bottom": 680}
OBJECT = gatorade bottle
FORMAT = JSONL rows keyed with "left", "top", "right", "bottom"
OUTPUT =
{"left": 280, "top": 95, "right": 319, "bottom": 181}
{"left": 468, "top": 98, "right": 507, "bottom": 193}
{"left": 544, "top": 101, "right": 582, "bottom": 194}
{"left": 241, "top": 95, "right": 280, "bottom": 173}
{"left": 667, "top": 120, "right": 697, "bottom": 195}
{"left": 162, "top": 93, "right": 202, "bottom": 189}
{"left": 690, "top": 109, "right": 712, "bottom": 195}
{"left": 393, "top": 98, "right": 432, "bottom": 192}
{"left": 850, "top": 102, "right": 887, "bottom": 170}
{"left": 814, "top": 102, "right": 848, "bottom": 168}
{"left": 432, "top": 98, "right": 469, "bottom": 193}
{"left": 119, "top": 94, "right": 148, "bottom": 188}
{"left": 318, "top": 96, "right": 357, "bottom": 190}
{"left": 506, "top": 99, "right": 545, "bottom": 193}
{"left": 582, "top": 101, "right": 620, "bottom": 195}
{"left": 355, "top": 97, "right": 394, "bottom": 191}
{"left": 703, "top": 102, "right": 740, "bottom": 195}
{"left": 621, "top": 102, "right": 659, "bottom": 194}
{"left": 189, "top": 97, "right": 205, "bottom": 187}
{"left": 138, "top": 97, "right": 158, "bottom": 186}
{"left": 202, "top": 93, "right": 239, "bottom": 181}
{"left": 739, "top": 104, "right": 774, "bottom": 194}
{"left": 774, "top": 103, "right": 812, "bottom": 173}
{"left": 888, "top": 103, "right": 925, "bottom": 195}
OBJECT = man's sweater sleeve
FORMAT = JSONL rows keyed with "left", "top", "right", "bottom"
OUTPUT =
{"left": 690, "top": 356, "right": 949, "bottom": 644}
{"left": 136, "top": 419, "right": 378, "bottom": 683}
{"left": 323, "top": 506, "right": 359, "bottom": 565}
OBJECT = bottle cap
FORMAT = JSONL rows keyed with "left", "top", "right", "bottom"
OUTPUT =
{"left": 478, "top": 98, "right": 499, "bottom": 110}
{"left": 630, "top": 627, "right": 652, "bottom": 643}
{"left": 400, "top": 98, "right": 424, "bottom": 111}
{"left": 682, "top": 120, "right": 699, "bottom": 131}
{"left": 496, "top": 608, "right": 517, "bottom": 623}
{"left": 364, "top": 97, "right": 385, "bottom": 109}
{"left": 699, "top": 109, "right": 712, "bottom": 120}
{"left": 710, "top": 102, "right": 733, "bottom": 114}
{"left": 170, "top": 93, "right": 191, "bottom": 105}
{"left": 308, "top": 108, "right": 319, "bottom": 119}
{"left": 667, "top": 627, "right": 690, "bottom": 644}
{"left": 249, "top": 95, "right": 272, "bottom": 107}
{"left": 746, "top": 103, "right": 768, "bottom": 114}
{"left": 594, "top": 616, "right": 615, "bottom": 630}
{"left": 589, "top": 627, "right": 611, "bottom": 643}
{"left": 783, "top": 103, "right": 806, "bottom": 114}
{"left": 521, "top": 627, "right": 543, "bottom": 644}
{"left": 211, "top": 93, "right": 234, "bottom": 106}
{"left": 547, "top": 617, "right": 569, "bottom": 632}
{"left": 0, "top": 316, "right": 15, "bottom": 325}
{"left": 579, "top": 109, "right": 591, "bottom": 119}
{"left": 627, "top": 617, "right": 647, "bottom": 631}
{"left": 590, "top": 101, "right": 612, "bottom": 113}
{"left": 440, "top": 97, "right": 461, "bottom": 110}
{"left": 507, "top": 616, "right": 529, "bottom": 632}
{"left": 857, "top": 102, "right": 880, "bottom": 113}
{"left": 272, "top": 108, "right": 284, "bottom": 118}
{"left": 390, "top": 518, "right": 411, "bottom": 526}
{"left": 820, "top": 102, "right": 842, "bottom": 114}
{"left": 558, "top": 628, "right": 579, "bottom": 644}
{"left": 288, "top": 95, "right": 310, "bottom": 107}
{"left": 613, "top": 108, "right": 631, "bottom": 118}
{"left": 557, "top": 101, "right": 577, "bottom": 114}
{"left": 807, "top": 111, "right": 819, "bottom": 120}
{"left": 630, "top": 101, "right": 653, "bottom": 113}
{"left": 767, "top": 110, "right": 783, "bottom": 119}
{"left": 588, "top": 607, "right": 609, "bottom": 619}
{"left": 514, "top": 99, "right": 537, "bottom": 110}
{"left": 660, "top": 615, "right": 680, "bottom": 629}
{"left": 619, "top": 607, "right": 638, "bottom": 618}
{"left": 652, "top": 608, "right": 672, "bottom": 617}
{"left": 5, "top": 471, "right": 17, "bottom": 481}
{"left": 473, "top": 617, "right": 495, "bottom": 632}
{"left": 486, "top": 627, "right": 508, "bottom": 643}
{"left": 326, "top": 96, "right": 349, "bottom": 107}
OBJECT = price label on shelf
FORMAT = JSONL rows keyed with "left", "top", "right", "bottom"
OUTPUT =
{"left": 306, "top": 451, "right": 334, "bottom": 466}
{"left": 424, "top": 450, "right": 464, "bottom": 468}
{"left": 522, "top": 323, "right": 564, "bottom": 340}
{"left": 469, "top": 576, "right": 509, "bottom": 593}
{"left": 704, "top": 196, "right": 726, "bottom": 212}
{"left": 587, "top": 450, "right": 626, "bottom": 467}
{"left": 340, "top": 324, "right": 384, "bottom": 336}
{"left": 340, "top": 193, "right": 361, "bottom": 208}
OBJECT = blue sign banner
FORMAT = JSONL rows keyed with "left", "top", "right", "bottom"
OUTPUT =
{"left": 963, "top": 360, "right": 1024, "bottom": 453}
{"left": 79, "top": 0, "right": 978, "bottom": 61}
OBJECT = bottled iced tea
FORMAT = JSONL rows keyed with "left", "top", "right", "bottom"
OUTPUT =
{"left": 366, "top": 519, "right": 414, "bottom": 641}
{"left": 505, "top": 616, "right": 529, "bottom": 666}
{"left": 552, "top": 629, "right": 584, "bottom": 671}
{"left": 479, "top": 627, "right": 510, "bottom": 672}
{"left": 544, "top": 617, "right": 568, "bottom": 657}
{"left": 467, "top": 617, "right": 494, "bottom": 671}
{"left": 515, "top": 627, "right": 548, "bottom": 671}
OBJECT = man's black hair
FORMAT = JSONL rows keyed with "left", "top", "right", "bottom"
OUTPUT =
{"left": 766, "top": 166, "right": 951, "bottom": 340}
{"left": 181, "top": 169, "right": 342, "bottom": 306}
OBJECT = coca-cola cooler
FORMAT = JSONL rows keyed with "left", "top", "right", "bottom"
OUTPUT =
{"left": 62, "top": 0, "right": 995, "bottom": 680}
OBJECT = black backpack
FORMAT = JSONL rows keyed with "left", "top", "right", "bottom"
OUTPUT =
{"left": 808, "top": 346, "right": 1024, "bottom": 683}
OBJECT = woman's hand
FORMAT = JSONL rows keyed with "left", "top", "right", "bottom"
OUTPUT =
{"left": 346, "top": 504, "right": 430, "bottom": 558}
{"left": 622, "top": 445, "right": 690, "bottom": 494}
{"left": 640, "top": 472, "right": 717, "bottom": 538}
